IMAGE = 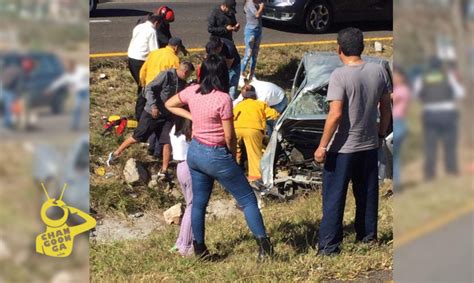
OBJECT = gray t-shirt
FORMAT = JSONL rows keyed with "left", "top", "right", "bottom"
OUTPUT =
{"left": 245, "top": 1, "right": 262, "bottom": 28}
{"left": 327, "top": 62, "right": 392, "bottom": 153}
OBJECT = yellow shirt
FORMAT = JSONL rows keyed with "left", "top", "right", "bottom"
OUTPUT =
{"left": 233, "top": 98, "right": 280, "bottom": 131}
{"left": 140, "top": 46, "right": 180, "bottom": 86}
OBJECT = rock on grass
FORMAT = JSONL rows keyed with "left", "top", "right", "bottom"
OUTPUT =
{"left": 123, "top": 158, "right": 150, "bottom": 185}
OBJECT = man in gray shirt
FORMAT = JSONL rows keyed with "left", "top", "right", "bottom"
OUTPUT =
{"left": 106, "top": 62, "right": 194, "bottom": 169}
{"left": 314, "top": 28, "right": 392, "bottom": 255}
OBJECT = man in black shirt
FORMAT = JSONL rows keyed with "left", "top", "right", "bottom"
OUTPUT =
{"left": 206, "top": 36, "right": 241, "bottom": 100}
{"left": 208, "top": 0, "right": 240, "bottom": 42}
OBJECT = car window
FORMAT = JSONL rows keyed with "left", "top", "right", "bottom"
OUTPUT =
{"left": 286, "top": 85, "right": 329, "bottom": 117}
{"left": 30, "top": 55, "right": 61, "bottom": 75}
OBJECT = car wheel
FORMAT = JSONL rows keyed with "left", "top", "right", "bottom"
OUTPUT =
{"left": 90, "top": 0, "right": 97, "bottom": 14}
{"left": 305, "top": 1, "right": 332, "bottom": 34}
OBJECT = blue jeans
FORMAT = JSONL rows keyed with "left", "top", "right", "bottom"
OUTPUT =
{"left": 393, "top": 119, "right": 406, "bottom": 189}
{"left": 229, "top": 63, "right": 241, "bottom": 100}
{"left": 318, "top": 149, "right": 379, "bottom": 254}
{"left": 266, "top": 96, "right": 288, "bottom": 136}
{"left": 72, "top": 90, "right": 89, "bottom": 130}
{"left": 2, "top": 88, "right": 15, "bottom": 128}
{"left": 187, "top": 139, "right": 267, "bottom": 244}
{"left": 241, "top": 26, "right": 262, "bottom": 76}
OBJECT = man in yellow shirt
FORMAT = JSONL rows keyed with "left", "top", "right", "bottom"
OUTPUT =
{"left": 234, "top": 84, "right": 280, "bottom": 181}
{"left": 135, "top": 37, "right": 186, "bottom": 120}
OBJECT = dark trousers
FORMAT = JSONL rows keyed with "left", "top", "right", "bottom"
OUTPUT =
{"left": 128, "top": 57, "right": 146, "bottom": 121}
{"left": 422, "top": 110, "right": 459, "bottom": 180}
{"left": 318, "top": 148, "right": 379, "bottom": 254}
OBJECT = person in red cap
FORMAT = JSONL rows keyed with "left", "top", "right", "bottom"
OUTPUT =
{"left": 155, "top": 6, "right": 175, "bottom": 48}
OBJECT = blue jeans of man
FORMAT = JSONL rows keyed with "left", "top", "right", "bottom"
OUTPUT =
{"left": 422, "top": 110, "right": 459, "bottom": 180}
{"left": 2, "top": 88, "right": 15, "bottom": 128}
{"left": 318, "top": 148, "right": 379, "bottom": 254}
{"left": 187, "top": 139, "right": 267, "bottom": 244}
{"left": 72, "top": 89, "right": 89, "bottom": 130}
{"left": 393, "top": 118, "right": 406, "bottom": 189}
{"left": 241, "top": 26, "right": 262, "bottom": 76}
{"left": 229, "top": 63, "right": 241, "bottom": 100}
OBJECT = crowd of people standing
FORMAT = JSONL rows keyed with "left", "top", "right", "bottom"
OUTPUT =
{"left": 104, "top": 0, "right": 394, "bottom": 260}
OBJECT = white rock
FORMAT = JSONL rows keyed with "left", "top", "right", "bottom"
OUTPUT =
{"left": 0, "top": 239, "right": 11, "bottom": 259}
{"left": 163, "top": 203, "right": 183, "bottom": 225}
{"left": 374, "top": 41, "right": 383, "bottom": 52}
{"left": 123, "top": 158, "right": 150, "bottom": 185}
{"left": 51, "top": 271, "right": 73, "bottom": 283}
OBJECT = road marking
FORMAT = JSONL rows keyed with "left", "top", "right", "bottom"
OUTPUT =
{"left": 90, "top": 19, "right": 111, "bottom": 23}
{"left": 395, "top": 200, "right": 474, "bottom": 249}
{"left": 90, "top": 36, "right": 393, "bottom": 58}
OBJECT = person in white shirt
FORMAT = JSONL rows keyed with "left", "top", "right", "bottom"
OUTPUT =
{"left": 127, "top": 14, "right": 161, "bottom": 113}
{"left": 46, "top": 60, "right": 89, "bottom": 131}
{"left": 234, "top": 78, "right": 288, "bottom": 136}
{"left": 168, "top": 117, "right": 194, "bottom": 257}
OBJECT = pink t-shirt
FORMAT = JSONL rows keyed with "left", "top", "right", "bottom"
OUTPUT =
{"left": 178, "top": 84, "right": 233, "bottom": 146}
{"left": 393, "top": 84, "right": 411, "bottom": 119}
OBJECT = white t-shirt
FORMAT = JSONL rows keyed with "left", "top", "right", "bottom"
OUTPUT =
{"left": 127, "top": 21, "right": 158, "bottom": 61}
{"left": 170, "top": 126, "right": 190, "bottom": 161}
{"left": 233, "top": 79, "right": 285, "bottom": 107}
{"left": 48, "top": 65, "right": 89, "bottom": 93}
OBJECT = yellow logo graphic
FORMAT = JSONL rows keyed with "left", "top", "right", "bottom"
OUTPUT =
{"left": 36, "top": 183, "right": 96, "bottom": 257}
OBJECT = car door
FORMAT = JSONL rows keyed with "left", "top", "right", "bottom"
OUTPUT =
{"left": 330, "top": 0, "right": 368, "bottom": 21}
{"left": 363, "top": 0, "right": 393, "bottom": 21}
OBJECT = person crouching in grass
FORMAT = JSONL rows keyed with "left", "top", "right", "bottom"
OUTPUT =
{"left": 234, "top": 84, "right": 279, "bottom": 181}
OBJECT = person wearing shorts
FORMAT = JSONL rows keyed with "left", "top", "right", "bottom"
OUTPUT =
{"left": 106, "top": 63, "right": 195, "bottom": 173}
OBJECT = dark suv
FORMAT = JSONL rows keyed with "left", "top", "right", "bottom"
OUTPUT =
{"left": 262, "top": 0, "right": 393, "bottom": 33}
{"left": 0, "top": 52, "right": 67, "bottom": 114}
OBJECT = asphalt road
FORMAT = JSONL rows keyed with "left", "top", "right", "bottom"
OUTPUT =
{"left": 90, "top": 1, "right": 392, "bottom": 55}
{"left": 395, "top": 212, "right": 474, "bottom": 282}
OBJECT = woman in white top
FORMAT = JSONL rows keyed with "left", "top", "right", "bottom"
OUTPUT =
{"left": 169, "top": 117, "right": 194, "bottom": 256}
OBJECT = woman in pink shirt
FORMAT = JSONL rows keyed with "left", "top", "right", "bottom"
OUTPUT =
{"left": 165, "top": 55, "right": 272, "bottom": 261}
{"left": 392, "top": 66, "right": 411, "bottom": 190}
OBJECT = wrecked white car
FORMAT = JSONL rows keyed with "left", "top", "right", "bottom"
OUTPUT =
{"left": 259, "top": 52, "right": 392, "bottom": 199}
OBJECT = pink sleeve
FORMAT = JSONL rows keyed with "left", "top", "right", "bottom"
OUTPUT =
{"left": 178, "top": 88, "right": 190, "bottom": 104}
{"left": 220, "top": 95, "right": 234, "bottom": 120}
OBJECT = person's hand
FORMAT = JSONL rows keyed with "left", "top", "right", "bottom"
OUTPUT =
{"left": 151, "top": 106, "right": 159, "bottom": 119}
{"left": 226, "top": 25, "right": 234, "bottom": 31}
{"left": 258, "top": 3, "right": 265, "bottom": 9}
{"left": 234, "top": 23, "right": 240, "bottom": 32}
{"left": 314, "top": 146, "right": 327, "bottom": 164}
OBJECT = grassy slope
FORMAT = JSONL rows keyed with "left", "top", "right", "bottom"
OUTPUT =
{"left": 90, "top": 40, "right": 394, "bottom": 282}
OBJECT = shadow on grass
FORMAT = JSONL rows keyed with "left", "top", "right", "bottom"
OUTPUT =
{"left": 277, "top": 220, "right": 321, "bottom": 253}
{"left": 259, "top": 57, "right": 300, "bottom": 90}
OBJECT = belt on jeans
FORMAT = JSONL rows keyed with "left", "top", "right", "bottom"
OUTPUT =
{"left": 193, "top": 138, "right": 226, "bottom": 148}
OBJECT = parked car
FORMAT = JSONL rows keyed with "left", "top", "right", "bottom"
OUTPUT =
{"left": 262, "top": 0, "right": 393, "bottom": 33}
{"left": 0, "top": 52, "right": 68, "bottom": 114}
{"left": 90, "top": 0, "right": 99, "bottom": 13}
{"left": 258, "top": 52, "right": 393, "bottom": 199}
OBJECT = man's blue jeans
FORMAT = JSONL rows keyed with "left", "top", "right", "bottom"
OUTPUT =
{"left": 241, "top": 26, "right": 262, "bottom": 76}
{"left": 229, "top": 63, "right": 241, "bottom": 100}
{"left": 72, "top": 90, "right": 89, "bottom": 130}
{"left": 2, "top": 88, "right": 14, "bottom": 128}
{"left": 187, "top": 139, "right": 267, "bottom": 244}
{"left": 318, "top": 148, "right": 379, "bottom": 254}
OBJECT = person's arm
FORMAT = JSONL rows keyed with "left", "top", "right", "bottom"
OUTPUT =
{"left": 225, "top": 58, "right": 234, "bottom": 69}
{"left": 378, "top": 92, "right": 392, "bottom": 141}
{"left": 208, "top": 11, "right": 230, "bottom": 36}
{"left": 264, "top": 104, "right": 280, "bottom": 121}
{"left": 149, "top": 31, "right": 158, "bottom": 52}
{"left": 222, "top": 119, "right": 237, "bottom": 157}
{"left": 314, "top": 100, "right": 343, "bottom": 163}
{"left": 448, "top": 71, "right": 466, "bottom": 100}
{"left": 146, "top": 72, "right": 168, "bottom": 118}
{"left": 165, "top": 94, "right": 192, "bottom": 120}
{"left": 256, "top": 2, "right": 265, "bottom": 18}
{"left": 139, "top": 59, "right": 149, "bottom": 87}
{"left": 46, "top": 73, "right": 69, "bottom": 94}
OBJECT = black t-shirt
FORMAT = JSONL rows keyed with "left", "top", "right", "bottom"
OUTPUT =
{"left": 220, "top": 38, "right": 241, "bottom": 68}
{"left": 207, "top": 7, "right": 237, "bottom": 42}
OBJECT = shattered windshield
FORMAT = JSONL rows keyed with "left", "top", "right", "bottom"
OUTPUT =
{"left": 286, "top": 85, "right": 329, "bottom": 117}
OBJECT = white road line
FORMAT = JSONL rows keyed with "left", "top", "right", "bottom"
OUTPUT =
{"left": 90, "top": 19, "right": 111, "bottom": 23}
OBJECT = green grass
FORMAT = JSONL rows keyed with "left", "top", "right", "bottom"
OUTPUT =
{"left": 91, "top": 190, "right": 393, "bottom": 282}
{"left": 90, "top": 41, "right": 394, "bottom": 281}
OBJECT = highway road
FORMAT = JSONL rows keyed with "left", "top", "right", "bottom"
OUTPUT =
{"left": 90, "top": 1, "right": 393, "bottom": 56}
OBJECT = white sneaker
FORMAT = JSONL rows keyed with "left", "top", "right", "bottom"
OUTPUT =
{"left": 238, "top": 75, "right": 246, "bottom": 88}
{"left": 106, "top": 152, "right": 116, "bottom": 167}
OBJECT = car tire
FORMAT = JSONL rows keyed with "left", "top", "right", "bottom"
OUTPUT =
{"left": 305, "top": 1, "right": 332, "bottom": 34}
{"left": 90, "top": 0, "right": 98, "bottom": 14}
